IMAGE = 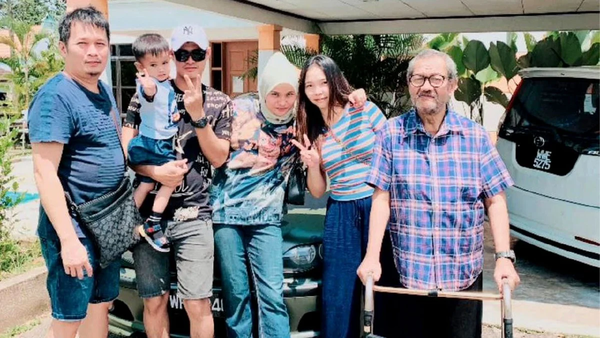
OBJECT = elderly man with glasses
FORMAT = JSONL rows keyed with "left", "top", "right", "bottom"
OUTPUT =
{"left": 122, "top": 24, "right": 233, "bottom": 338}
{"left": 357, "top": 49, "right": 520, "bottom": 338}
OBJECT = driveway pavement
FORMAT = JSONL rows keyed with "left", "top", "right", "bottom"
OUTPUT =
{"left": 482, "top": 227, "right": 599, "bottom": 336}
{"left": 14, "top": 314, "right": 595, "bottom": 338}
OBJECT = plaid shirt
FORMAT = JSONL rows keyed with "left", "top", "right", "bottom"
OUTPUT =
{"left": 366, "top": 109, "right": 513, "bottom": 291}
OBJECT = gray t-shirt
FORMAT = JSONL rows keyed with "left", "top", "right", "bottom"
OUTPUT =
{"left": 125, "top": 80, "right": 232, "bottom": 221}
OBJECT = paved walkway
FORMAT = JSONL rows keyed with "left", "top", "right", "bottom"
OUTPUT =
{"left": 15, "top": 314, "right": 591, "bottom": 338}
{"left": 8, "top": 156, "right": 40, "bottom": 240}
{"left": 6, "top": 155, "right": 600, "bottom": 337}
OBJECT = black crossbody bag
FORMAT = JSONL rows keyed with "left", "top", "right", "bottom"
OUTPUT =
{"left": 64, "top": 108, "right": 143, "bottom": 268}
{"left": 285, "top": 156, "right": 307, "bottom": 205}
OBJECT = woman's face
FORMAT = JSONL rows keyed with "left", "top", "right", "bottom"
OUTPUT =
{"left": 303, "top": 64, "right": 330, "bottom": 110}
{"left": 265, "top": 83, "right": 297, "bottom": 116}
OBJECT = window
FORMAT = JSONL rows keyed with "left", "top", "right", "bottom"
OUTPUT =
{"left": 211, "top": 42, "right": 223, "bottom": 91}
{"left": 110, "top": 44, "right": 136, "bottom": 118}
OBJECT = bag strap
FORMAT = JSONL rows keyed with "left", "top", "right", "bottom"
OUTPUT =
{"left": 64, "top": 96, "right": 128, "bottom": 212}
{"left": 63, "top": 186, "right": 80, "bottom": 219}
{"left": 108, "top": 106, "right": 128, "bottom": 170}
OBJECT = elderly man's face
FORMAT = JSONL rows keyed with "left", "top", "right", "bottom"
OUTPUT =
{"left": 408, "top": 56, "right": 457, "bottom": 116}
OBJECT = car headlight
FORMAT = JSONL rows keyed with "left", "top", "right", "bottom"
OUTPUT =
{"left": 283, "top": 244, "right": 321, "bottom": 274}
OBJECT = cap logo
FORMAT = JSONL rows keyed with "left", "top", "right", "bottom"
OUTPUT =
{"left": 183, "top": 26, "right": 193, "bottom": 35}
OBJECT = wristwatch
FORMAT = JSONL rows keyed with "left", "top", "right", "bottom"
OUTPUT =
{"left": 494, "top": 250, "right": 516, "bottom": 263}
{"left": 190, "top": 116, "right": 209, "bottom": 129}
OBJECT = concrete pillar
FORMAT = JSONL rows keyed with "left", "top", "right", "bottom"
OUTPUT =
{"left": 257, "top": 24, "right": 282, "bottom": 79}
{"left": 66, "top": 0, "right": 108, "bottom": 17}
{"left": 66, "top": 0, "right": 111, "bottom": 85}
{"left": 304, "top": 33, "right": 320, "bottom": 53}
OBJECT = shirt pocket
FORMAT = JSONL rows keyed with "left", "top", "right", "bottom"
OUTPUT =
{"left": 449, "top": 151, "right": 481, "bottom": 205}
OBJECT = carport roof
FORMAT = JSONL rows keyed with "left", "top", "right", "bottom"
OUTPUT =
{"left": 164, "top": 0, "right": 600, "bottom": 34}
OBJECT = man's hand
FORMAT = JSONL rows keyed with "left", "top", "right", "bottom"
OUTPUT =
{"left": 348, "top": 88, "right": 367, "bottom": 108}
{"left": 152, "top": 159, "right": 189, "bottom": 188}
{"left": 494, "top": 258, "right": 520, "bottom": 293}
{"left": 61, "top": 237, "right": 93, "bottom": 280}
{"left": 291, "top": 135, "right": 320, "bottom": 169}
{"left": 183, "top": 74, "right": 205, "bottom": 121}
{"left": 357, "top": 255, "right": 382, "bottom": 285}
{"left": 137, "top": 69, "right": 157, "bottom": 98}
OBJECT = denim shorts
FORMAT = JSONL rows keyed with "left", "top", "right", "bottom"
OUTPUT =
{"left": 132, "top": 218, "right": 214, "bottom": 299}
{"left": 40, "top": 237, "right": 120, "bottom": 321}
{"left": 127, "top": 135, "right": 176, "bottom": 183}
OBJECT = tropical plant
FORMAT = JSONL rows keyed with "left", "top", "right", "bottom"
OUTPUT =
{"left": 0, "top": 18, "right": 63, "bottom": 117}
{"left": 243, "top": 33, "right": 424, "bottom": 117}
{"left": 0, "top": 116, "right": 22, "bottom": 234}
{"left": 0, "top": 0, "right": 65, "bottom": 26}
{"left": 430, "top": 30, "right": 600, "bottom": 125}
{"left": 427, "top": 33, "right": 461, "bottom": 52}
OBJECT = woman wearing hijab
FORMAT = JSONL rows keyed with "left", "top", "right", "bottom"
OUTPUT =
{"left": 211, "top": 52, "right": 366, "bottom": 337}
{"left": 292, "top": 55, "right": 386, "bottom": 338}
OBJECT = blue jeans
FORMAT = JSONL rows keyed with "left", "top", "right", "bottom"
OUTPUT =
{"left": 40, "top": 237, "right": 120, "bottom": 321}
{"left": 214, "top": 224, "right": 290, "bottom": 338}
{"left": 321, "top": 197, "right": 371, "bottom": 338}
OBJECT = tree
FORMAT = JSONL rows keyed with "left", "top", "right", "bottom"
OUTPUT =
{"left": 0, "top": 0, "right": 65, "bottom": 26}
{"left": 0, "top": 19, "right": 63, "bottom": 116}
{"left": 321, "top": 34, "right": 424, "bottom": 117}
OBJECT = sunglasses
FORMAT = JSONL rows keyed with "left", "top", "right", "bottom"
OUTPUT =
{"left": 174, "top": 48, "right": 206, "bottom": 62}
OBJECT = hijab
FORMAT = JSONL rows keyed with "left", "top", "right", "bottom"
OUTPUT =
{"left": 258, "top": 52, "right": 299, "bottom": 125}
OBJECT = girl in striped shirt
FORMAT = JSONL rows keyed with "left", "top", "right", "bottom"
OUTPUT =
{"left": 292, "top": 55, "right": 386, "bottom": 338}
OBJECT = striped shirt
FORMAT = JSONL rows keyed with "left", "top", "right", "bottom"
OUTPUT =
{"left": 366, "top": 109, "right": 513, "bottom": 291}
{"left": 321, "top": 101, "right": 386, "bottom": 201}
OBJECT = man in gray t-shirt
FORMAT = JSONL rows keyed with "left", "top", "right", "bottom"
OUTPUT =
{"left": 122, "top": 24, "right": 232, "bottom": 338}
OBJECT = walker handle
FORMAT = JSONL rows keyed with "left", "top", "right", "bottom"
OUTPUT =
{"left": 502, "top": 278, "right": 513, "bottom": 338}
{"left": 363, "top": 274, "right": 375, "bottom": 336}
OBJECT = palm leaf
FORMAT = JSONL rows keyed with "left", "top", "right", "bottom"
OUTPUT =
{"left": 280, "top": 44, "right": 316, "bottom": 69}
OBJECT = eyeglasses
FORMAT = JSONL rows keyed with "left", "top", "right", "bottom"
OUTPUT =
{"left": 174, "top": 48, "right": 206, "bottom": 62}
{"left": 409, "top": 74, "right": 446, "bottom": 88}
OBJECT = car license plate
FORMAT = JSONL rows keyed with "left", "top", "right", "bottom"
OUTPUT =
{"left": 515, "top": 141, "right": 577, "bottom": 176}
{"left": 168, "top": 292, "right": 225, "bottom": 318}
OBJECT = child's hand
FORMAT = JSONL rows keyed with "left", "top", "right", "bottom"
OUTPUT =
{"left": 137, "top": 69, "right": 157, "bottom": 98}
{"left": 172, "top": 112, "right": 181, "bottom": 122}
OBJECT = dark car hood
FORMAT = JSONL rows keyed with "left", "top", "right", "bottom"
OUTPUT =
{"left": 281, "top": 192, "right": 328, "bottom": 253}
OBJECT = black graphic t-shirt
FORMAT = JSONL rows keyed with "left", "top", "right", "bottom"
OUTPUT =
{"left": 125, "top": 80, "right": 232, "bottom": 220}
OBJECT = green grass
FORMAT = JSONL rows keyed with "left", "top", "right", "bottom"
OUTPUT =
{"left": 0, "top": 318, "right": 41, "bottom": 338}
{"left": 0, "top": 239, "right": 43, "bottom": 281}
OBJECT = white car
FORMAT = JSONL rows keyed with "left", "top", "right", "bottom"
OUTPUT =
{"left": 496, "top": 67, "right": 600, "bottom": 268}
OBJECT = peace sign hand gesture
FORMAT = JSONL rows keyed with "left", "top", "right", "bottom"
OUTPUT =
{"left": 136, "top": 69, "right": 157, "bottom": 97}
{"left": 291, "top": 135, "right": 320, "bottom": 169}
{"left": 183, "top": 74, "right": 205, "bottom": 121}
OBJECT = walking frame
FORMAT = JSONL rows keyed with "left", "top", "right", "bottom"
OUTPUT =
{"left": 363, "top": 276, "right": 513, "bottom": 338}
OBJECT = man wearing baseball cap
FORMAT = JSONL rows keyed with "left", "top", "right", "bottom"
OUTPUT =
{"left": 123, "top": 23, "right": 233, "bottom": 338}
